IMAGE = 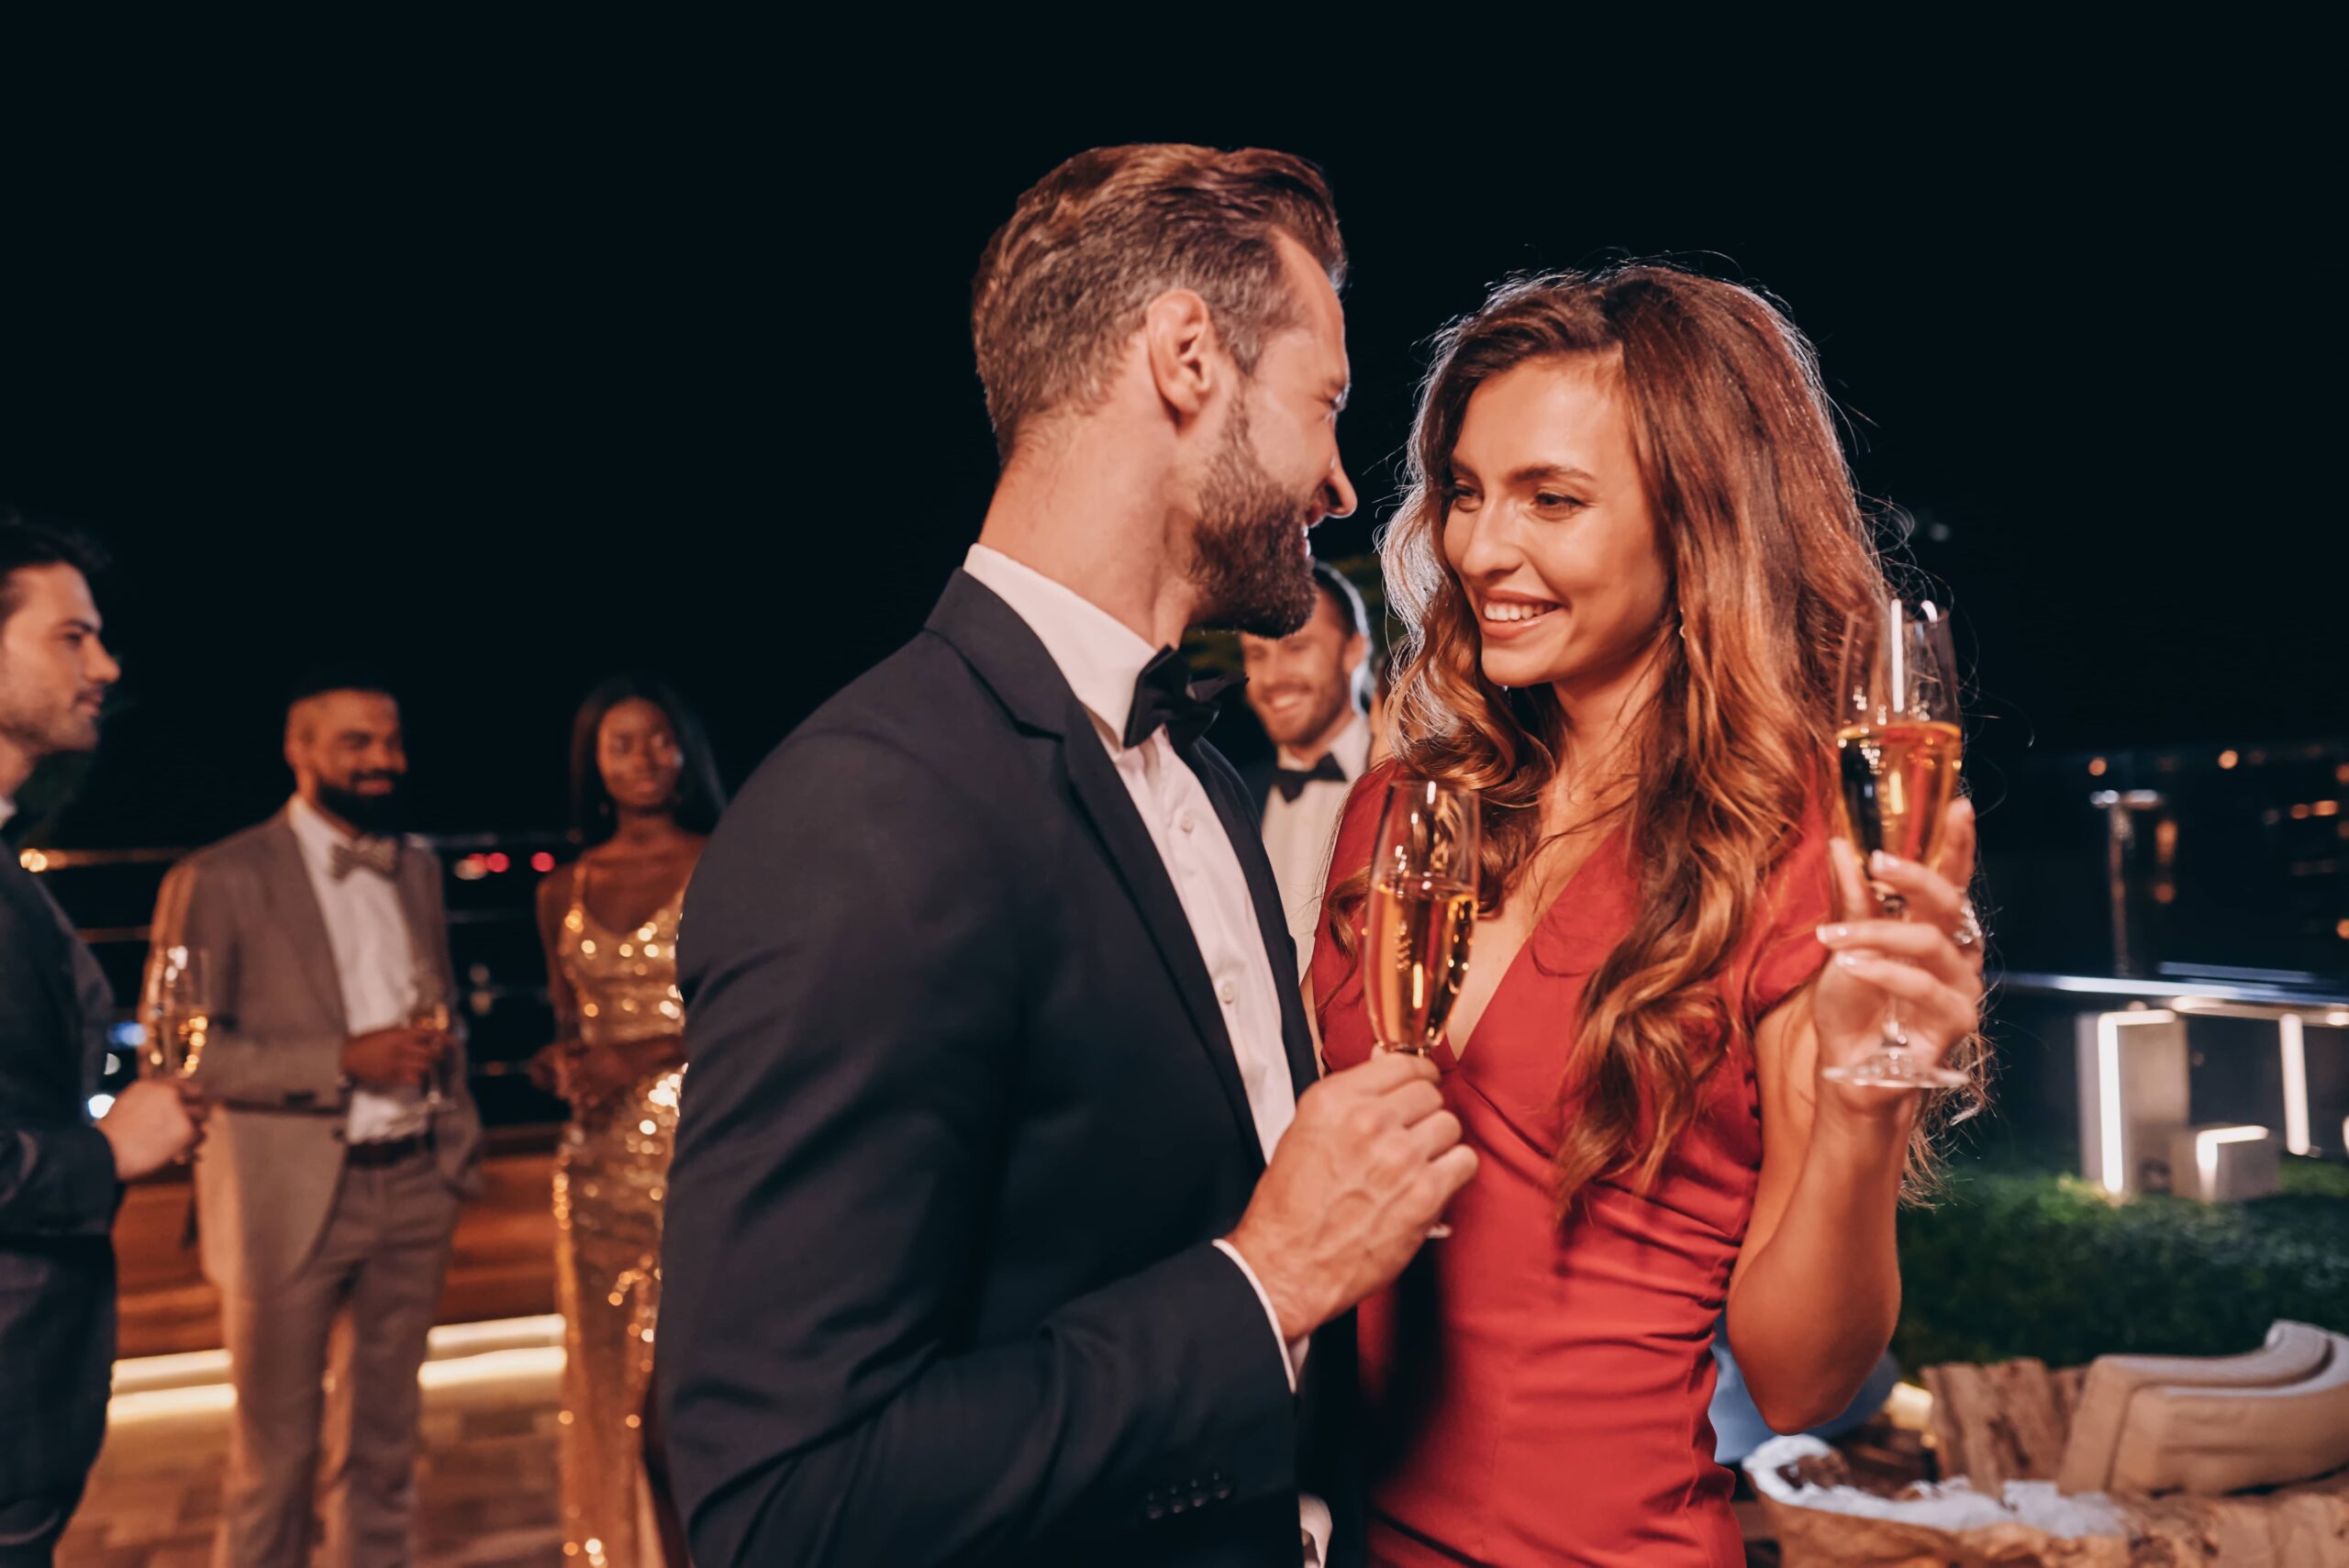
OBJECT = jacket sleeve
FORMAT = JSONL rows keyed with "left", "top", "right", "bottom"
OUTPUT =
{"left": 147, "top": 858, "right": 348, "bottom": 1110}
{"left": 0, "top": 886, "right": 119, "bottom": 1238}
{"left": 657, "top": 730, "right": 1298, "bottom": 1568}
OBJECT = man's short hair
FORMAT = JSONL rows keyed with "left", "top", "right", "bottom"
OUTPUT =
{"left": 0, "top": 506, "right": 107, "bottom": 632}
{"left": 1311, "top": 560, "right": 1368, "bottom": 639}
{"left": 971, "top": 143, "right": 1346, "bottom": 461}
{"left": 287, "top": 662, "right": 402, "bottom": 717}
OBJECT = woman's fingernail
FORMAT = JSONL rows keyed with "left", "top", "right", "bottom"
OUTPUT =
{"left": 1817, "top": 923, "right": 1851, "bottom": 944}
{"left": 1834, "top": 951, "right": 1872, "bottom": 971}
{"left": 1870, "top": 851, "right": 1901, "bottom": 874}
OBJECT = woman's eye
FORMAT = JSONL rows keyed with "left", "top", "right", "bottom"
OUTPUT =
{"left": 1534, "top": 492, "right": 1585, "bottom": 512}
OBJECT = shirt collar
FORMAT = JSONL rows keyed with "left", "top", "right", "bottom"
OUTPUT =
{"left": 963, "top": 544, "right": 1160, "bottom": 748}
{"left": 285, "top": 793, "right": 358, "bottom": 876}
{"left": 0, "top": 796, "right": 15, "bottom": 832}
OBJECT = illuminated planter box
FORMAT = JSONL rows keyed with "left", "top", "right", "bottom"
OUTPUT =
{"left": 2166, "top": 1123, "right": 2280, "bottom": 1203}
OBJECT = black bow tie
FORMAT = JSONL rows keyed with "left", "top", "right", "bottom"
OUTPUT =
{"left": 1124, "top": 647, "right": 1234, "bottom": 751}
{"left": 1272, "top": 753, "right": 1347, "bottom": 803}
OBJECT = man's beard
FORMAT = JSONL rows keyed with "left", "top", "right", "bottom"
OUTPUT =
{"left": 0, "top": 676, "right": 103, "bottom": 767}
{"left": 317, "top": 777, "right": 406, "bottom": 836}
{"left": 1188, "top": 398, "right": 1323, "bottom": 639}
{"left": 1257, "top": 675, "right": 1353, "bottom": 750}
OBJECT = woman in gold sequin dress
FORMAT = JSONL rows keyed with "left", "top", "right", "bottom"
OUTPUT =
{"left": 534, "top": 675, "right": 726, "bottom": 1568}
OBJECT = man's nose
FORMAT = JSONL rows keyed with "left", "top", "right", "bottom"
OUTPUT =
{"left": 1323, "top": 454, "right": 1358, "bottom": 520}
{"left": 89, "top": 638, "right": 122, "bottom": 686}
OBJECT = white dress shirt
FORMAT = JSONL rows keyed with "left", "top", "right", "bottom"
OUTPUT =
{"left": 284, "top": 795, "right": 432, "bottom": 1145}
{"left": 1260, "top": 712, "right": 1372, "bottom": 977}
{"left": 962, "top": 547, "right": 1329, "bottom": 1562}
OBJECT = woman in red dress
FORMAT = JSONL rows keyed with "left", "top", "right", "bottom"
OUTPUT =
{"left": 1310, "top": 266, "right": 1988, "bottom": 1566}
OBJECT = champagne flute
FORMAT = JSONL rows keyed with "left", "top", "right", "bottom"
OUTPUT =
{"left": 1364, "top": 775, "right": 1481, "bottom": 1236}
{"left": 1824, "top": 595, "right": 1969, "bottom": 1090}
{"left": 408, "top": 958, "right": 451, "bottom": 1110}
{"left": 152, "top": 945, "right": 213, "bottom": 1079}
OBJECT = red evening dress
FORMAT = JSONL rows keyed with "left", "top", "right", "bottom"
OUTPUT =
{"left": 1310, "top": 767, "right": 1835, "bottom": 1567}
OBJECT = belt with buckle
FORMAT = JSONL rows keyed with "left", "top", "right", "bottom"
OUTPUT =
{"left": 343, "top": 1132, "right": 432, "bottom": 1168}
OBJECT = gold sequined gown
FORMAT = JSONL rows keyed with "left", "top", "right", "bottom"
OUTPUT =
{"left": 551, "top": 872, "right": 686, "bottom": 1568}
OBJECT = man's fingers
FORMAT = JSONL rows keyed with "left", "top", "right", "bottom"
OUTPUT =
{"left": 1404, "top": 1109, "right": 1463, "bottom": 1161}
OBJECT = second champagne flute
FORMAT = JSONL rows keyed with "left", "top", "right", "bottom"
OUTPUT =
{"left": 1824, "top": 595, "right": 1969, "bottom": 1090}
{"left": 1364, "top": 774, "right": 1481, "bottom": 1237}
{"left": 409, "top": 958, "right": 451, "bottom": 1110}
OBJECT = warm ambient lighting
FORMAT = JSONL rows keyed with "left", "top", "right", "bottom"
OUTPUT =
{"left": 2195, "top": 1124, "right": 2270, "bottom": 1195}
{"left": 108, "top": 1314, "right": 566, "bottom": 1423}
{"left": 531, "top": 851, "right": 557, "bottom": 873}
{"left": 2087, "top": 757, "right": 2108, "bottom": 776}
{"left": 2093, "top": 1009, "right": 2179, "bottom": 1196}
{"left": 2219, "top": 750, "right": 2240, "bottom": 770}
{"left": 17, "top": 849, "right": 47, "bottom": 873}
{"left": 2279, "top": 1016, "right": 2312, "bottom": 1155}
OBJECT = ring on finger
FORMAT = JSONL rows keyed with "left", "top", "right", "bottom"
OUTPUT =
{"left": 1951, "top": 902, "right": 1983, "bottom": 951}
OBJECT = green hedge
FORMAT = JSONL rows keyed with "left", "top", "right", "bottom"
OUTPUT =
{"left": 1893, "top": 1156, "right": 2349, "bottom": 1369}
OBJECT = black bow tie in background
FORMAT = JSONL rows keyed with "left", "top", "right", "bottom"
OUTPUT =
{"left": 1272, "top": 753, "right": 1347, "bottom": 803}
{"left": 1124, "top": 647, "right": 1235, "bottom": 751}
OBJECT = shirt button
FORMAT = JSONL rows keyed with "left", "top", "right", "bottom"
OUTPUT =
{"left": 1178, "top": 813, "right": 1197, "bottom": 834}
{"left": 1218, "top": 979, "right": 1238, "bottom": 1006}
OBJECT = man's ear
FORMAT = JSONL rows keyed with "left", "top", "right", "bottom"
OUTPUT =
{"left": 1141, "top": 288, "right": 1219, "bottom": 426}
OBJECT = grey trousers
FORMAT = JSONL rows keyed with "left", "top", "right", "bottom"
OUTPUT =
{"left": 214, "top": 1148, "right": 460, "bottom": 1568}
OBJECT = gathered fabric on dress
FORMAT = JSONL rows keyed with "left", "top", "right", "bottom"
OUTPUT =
{"left": 1311, "top": 766, "right": 1835, "bottom": 1568}
{"left": 551, "top": 865, "right": 687, "bottom": 1568}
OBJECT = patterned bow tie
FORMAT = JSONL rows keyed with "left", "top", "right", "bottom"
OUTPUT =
{"left": 1123, "top": 647, "right": 1236, "bottom": 751}
{"left": 1272, "top": 752, "right": 1347, "bottom": 803}
{"left": 330, "top": 836, "right": 403, "bottom": 882}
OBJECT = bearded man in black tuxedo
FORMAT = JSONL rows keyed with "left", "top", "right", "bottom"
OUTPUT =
{"left": 659, "top": 145, "right": 1475, "bottom": 1567}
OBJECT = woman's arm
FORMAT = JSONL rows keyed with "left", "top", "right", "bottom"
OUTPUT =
{"left": 1725, "top": 801, "right": 1982, "bottom": 1432}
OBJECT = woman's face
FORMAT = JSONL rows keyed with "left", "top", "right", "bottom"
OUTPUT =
{"left": 597, "top": 697, "right": 685, "bottom": 814}
{"left": 1440, "top": 357, "right": 1672, "bottom": 700}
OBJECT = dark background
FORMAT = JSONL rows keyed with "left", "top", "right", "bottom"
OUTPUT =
{"left": 4, "top": 59, "right": 2337, "bottom": 852}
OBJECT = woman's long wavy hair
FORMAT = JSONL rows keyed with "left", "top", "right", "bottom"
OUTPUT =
{"left": 1336, "top": 264, "right": 1983, "bottom": 1212}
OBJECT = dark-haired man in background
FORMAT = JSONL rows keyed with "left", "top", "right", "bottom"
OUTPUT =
{"left": 1, "top": 511, "right": 204, "bottom": 1565}
{"left": 1240, "top": 562, "right": 1373, "bottom": 973}
{"left": 662, "top": 144, "right": 1474, "bottom": 1567}
{"left": 145, "top": 669, "right": 479, "bottom": 1568}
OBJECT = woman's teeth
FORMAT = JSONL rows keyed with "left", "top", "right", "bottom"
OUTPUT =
{"left": 1483, "top": 601, "right": 1557, "bottom": 624}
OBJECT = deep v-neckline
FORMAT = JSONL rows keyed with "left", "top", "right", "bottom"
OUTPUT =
{"left": 572, "top": 858, "right": 689, "bottom": 941}
{"left": 1443, "top": 817, "right": 1629, "bottom": 1066}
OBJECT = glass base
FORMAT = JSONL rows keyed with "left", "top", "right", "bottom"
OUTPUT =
{"left": 1820, "top": 1047, "right": 1967, "bottom": 1090}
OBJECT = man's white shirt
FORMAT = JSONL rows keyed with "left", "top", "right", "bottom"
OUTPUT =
{"left": 284, "top": 795, "right": 432, "bottom": 1145}
{"left": 961, "top": 546, "right": 1328, "bottom": 1563}
{"left": 1260, "top": 712, "right": 1371, "bottom": 978}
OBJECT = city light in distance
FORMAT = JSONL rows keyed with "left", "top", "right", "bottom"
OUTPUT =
{"left": 531, "top": 851, "right": 556, "bottom": 873}
{"left": 2219, "top": 750, "right": 2240, "bottom": 770}
{"left": 2087, "top": 758, "right": 2108, "bottom": 777}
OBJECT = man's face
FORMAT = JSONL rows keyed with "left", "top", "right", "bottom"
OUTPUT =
{"left": 1241, "top": 587, "right": 1365, "bottom": 751}
{"left": 286, "top": 690, "right": 408, "bottom": 834}
{"left": 1188, "top": 235, "right": 1360, "bottom": 638}
{"left": 0, "top": 564, "right": 120, "bottom": 768}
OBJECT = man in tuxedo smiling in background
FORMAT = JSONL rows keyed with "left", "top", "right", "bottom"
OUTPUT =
{"left": 661, "top": 144, "right": 1475, "bottom": 1566}
{"left": 1240, "top": 560, "right": 1374, "bottom": 974}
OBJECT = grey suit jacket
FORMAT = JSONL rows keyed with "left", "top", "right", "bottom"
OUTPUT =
{"left": 145, "top": 806, "right": 482, "bottom": 1292}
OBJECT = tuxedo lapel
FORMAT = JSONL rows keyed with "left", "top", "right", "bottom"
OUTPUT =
{"left": 928, "top": 572, "right": 1269, "bottom": 1168}
{"left": 1056, "top": 700, "right": 1266, "bottom": 1169}
{"left": 255, "top": 814, "right": 351, "bottom": 1036}
{"left": 1188, "top": 741, "right": 1320, "bottom": 1100}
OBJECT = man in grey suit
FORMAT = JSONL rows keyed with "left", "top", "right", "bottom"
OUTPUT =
{"left": 146, "top": 666, "right": 482, "bottom": 1568}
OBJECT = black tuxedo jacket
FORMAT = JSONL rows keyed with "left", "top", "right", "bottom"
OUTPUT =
{"left": 1237, "top": 757, "right": 1278, "bottom": 820}
{"left": 660, "top": 572, "right": 1360, "bottom": 1567}
{"left": 0, "top": 851, "right": 120, "bottom": 1505}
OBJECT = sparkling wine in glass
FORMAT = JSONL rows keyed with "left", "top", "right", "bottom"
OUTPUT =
{"left": 1825, "top": 595, "right": 1969, "bottom": 1090}
{"left": 409, "top": 958, "right": 451, "bottom": 1110}
{"left": 1365, "top": 775, "right": 1481, "bottom": 1236}
{"left": 152, "top": 945, "right": 213, "bottom": 1079}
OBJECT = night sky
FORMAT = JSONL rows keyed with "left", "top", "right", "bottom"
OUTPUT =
{"left": 4, "top": 62, "right": 2335, "bottom": 851}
